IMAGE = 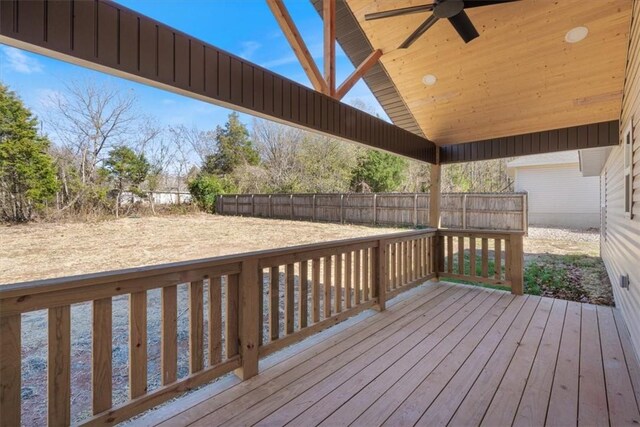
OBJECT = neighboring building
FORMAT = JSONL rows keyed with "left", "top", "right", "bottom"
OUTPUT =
{"left": 507, "top": 151, "right": 600, "bottom": 228}
{"left": 581, "top": 0, "right": 640, "bottom": 363}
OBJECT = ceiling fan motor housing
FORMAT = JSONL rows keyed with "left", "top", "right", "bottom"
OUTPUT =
{"left": 434, "top": 0, "right": 465, "bottom": 19}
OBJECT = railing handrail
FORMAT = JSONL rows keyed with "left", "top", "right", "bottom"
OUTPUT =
{"left": 437, "top": 228, "right": 526, "bottom": 236}
{"left": 0, "top": 228, "right": 436, "bottom": 301}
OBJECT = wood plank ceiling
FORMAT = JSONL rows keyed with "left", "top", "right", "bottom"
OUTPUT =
{"left": 345, "top": 0, "right": 632, "bottom": 145}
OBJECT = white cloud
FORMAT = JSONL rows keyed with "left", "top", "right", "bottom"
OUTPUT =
{"left": 239, "top": 41, "right": 261, "bottom": 60}
{"left": 1, "top": 46, "right": 43, "bottom": 74}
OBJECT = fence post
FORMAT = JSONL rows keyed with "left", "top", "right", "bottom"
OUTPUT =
{"left": 235, "top": 259, "right": 260, "bottom": 380}
{"left": 340, "top": 194, "right": 344, "bottom": 224}
{"left": 235, "top": 195, "right": 239, "bottom": 216}
{"left": 509, "top": 233, "right": 524, "bottom": 295}
{"left": 374, "top": 240, "right": 387, "bottom": 311}
{"left": 251, "top": 195, "right": 255, "bottom": 216}
{"left": 268, "top": 195, "right": 272, "bottom": 218}
{"left": 462, "top": 194, "right": 468, "bottom": 229}
{"left": 219, "top": 196, "right": 224, "bottom": 214}
{"left": 413, "top": 194, "right": 418, "bottom": 227}
{"left": 290, "top": 194, "right": 294, "bottom": 219}
{"left": 373, "top": 194, "right": 377, "bottom": 225}
{"left": 312, "top": 194, "right": 316, "bottom": 221}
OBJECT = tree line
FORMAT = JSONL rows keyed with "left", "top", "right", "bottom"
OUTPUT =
{"left": 0, "top": 82, "right": 513, "bottom": 222}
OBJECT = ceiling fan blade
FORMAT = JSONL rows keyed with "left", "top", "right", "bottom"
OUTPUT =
{"left": 399, "top": 14, "right": 439, "bottom": 48}
{"left": 365, "top": 4, "right": 435, "bottom": 21}
{"left": 462, "top": 0, "right": 520, "bottom": 8}
{"left": 448, "top": 11, "right": 479, "bottom": 43}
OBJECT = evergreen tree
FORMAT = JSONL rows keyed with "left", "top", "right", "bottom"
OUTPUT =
{"left": 351, "top": 150, "right": 407, "bottom": 193}
{"left": 204, "top": 112, "right": 259, "bottom": 175}
{"left": 0, "top": 84, "right": 58, "bottom": 222}
{"left": 103, "top": 146, "right": 150, "bottom": 217}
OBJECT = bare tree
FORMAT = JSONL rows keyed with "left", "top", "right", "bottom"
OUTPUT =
{"left": 168, "top": 125, "right": 217, "bottom": 164}
{"left": 48, "top": 81, "right": 137, "bottom": 185}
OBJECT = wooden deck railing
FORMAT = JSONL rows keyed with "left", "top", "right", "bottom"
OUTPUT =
{"left": 0, "top": 228, "right": 523, "bottom": 426}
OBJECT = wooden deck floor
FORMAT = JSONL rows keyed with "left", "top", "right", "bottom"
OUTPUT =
{"left": 135, "top": 282, "right": 640, "bottom": 427}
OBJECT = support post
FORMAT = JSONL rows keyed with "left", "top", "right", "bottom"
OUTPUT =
{"left": 510, "top": 234, "right": 524, "bottom": 295}
{"left": 429, "top": 156, "right": 441, "bottom": 229}
{"left": 375, "top": 240, "right": 388, "bottom": 311}
{"left": 235, "top": 259, "right": 260, "bottom": 380}
{"left": 323, "top": 0, "right": 336, "bottom": 96}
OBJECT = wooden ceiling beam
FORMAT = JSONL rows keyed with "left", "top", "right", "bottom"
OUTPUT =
{"left": 323, "top": 0, "right": 336, "bottom": 96}
{"left": 266, "top": 0, "right": 329, "bottom": 94}
{"left": 335, "top": 49, "right": 383, "bottom": 100}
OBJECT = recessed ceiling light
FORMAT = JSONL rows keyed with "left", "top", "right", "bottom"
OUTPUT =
{"left": 565, "top": 26, "right": 588, "bottom": 43}
{"left": 422, "top": 74, "right": 437, "bottom": 86}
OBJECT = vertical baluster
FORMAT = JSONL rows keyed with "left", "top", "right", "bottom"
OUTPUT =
{"left": 209, "top": 277, "right": 222, "bottom": 365}
{"left": 427, "top": 237, "right": 432, "bottom": 274}
{"left": 398, "top": 241, "right": 404, "bottom": 285}
{"left": 345, "top": 252, "right": 352, "bottom": 309}
{"left": 258, "top": 270, "right": 264, "bottom": 346}
{"left": 324, "top": 256, "right": 332, "bottom": 317}
{"left": 49, "top": 305, "right": 71, "bottom": 426}
{"left": 481, "top": 238, "right": 489, "bottom": 278}
{"left": 189, "top": 280, "right": 204, "bottom": 373}
{"left": 0, "top": 314, "right": 21, "bottom": 427}
{"left": 299, "top": 261, "right": 308, "bottom": 329}
{"left": 362, "top": 249, "right": 370, "bottom": 300}
{"left": 505, "top": 238, "right": 511, "bottom": 281}
{"left": 407, "top": 240, "right": 413, "bottom": 283}
{"left": 447, "top": 235, "right": 454, "bottom": 273}
{"left": 162, "top": 286, "right": 177, "bottom": 384}
{"left": 130, "top": 292, "right": 147, "bottom": 398}
{"left": 390, "top": 242, "right": 397, "bottom": 290}
{"left": 354, "top": 250, "right": 361, "bottom": 304}
{"left": 285, "top": 264, "right": 295, "bottom": 334}
{"left": 495, "top": 238, "right": 502, "bottom": 281}
{"left": 334, "top": 254, "right": 343, "bottom": 313}
{"left": 418, "top": 238, "right": 424, "bottom": 278}
{"left": 269, "top": 267, "right": 279, "bottom": 341}
{"left": 458, "top": 236, "right": 465, "bottom": 275}
{"left": 470, "top": 237, "right": 477, "bottom": 277}
{"left": 226, "top": 275, "right": 239, "bottom": 358}
{"left": 93, "top": 298, "right": 112, "bottom": 414}
{"left": 312, "top": 259, "right": 321, "bottom": 323}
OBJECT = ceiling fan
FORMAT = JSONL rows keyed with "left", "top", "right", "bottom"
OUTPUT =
{"left": 364, "top": 0, "right": 520, "bottom": 49}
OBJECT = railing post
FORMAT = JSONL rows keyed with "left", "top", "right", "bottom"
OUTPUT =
{"left": 235, "top": 259, "right": 260, "bottom": 380}
{"left": 509, "top": 233, "right": 524, "bottom": 295}
{"left": 375, "top": 240, "right": 388, "bottom": 311}
{"left": 0, "top": 315, "right": 21, "bottom": 427}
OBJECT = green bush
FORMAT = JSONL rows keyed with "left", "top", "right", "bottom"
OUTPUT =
{"left": 188, "top": 174, "right": 233, "bottom": 213}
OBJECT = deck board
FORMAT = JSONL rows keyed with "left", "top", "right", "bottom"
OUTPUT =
{"left": 134, "top": 282, "right": 640, "bottom": 427}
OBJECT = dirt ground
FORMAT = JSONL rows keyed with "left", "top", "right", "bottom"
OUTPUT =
{"left": 1, "top": 216, "right": 611, "bottom": 425}
{"left": 0, "top": 214, "right": 400, "bottom": 284}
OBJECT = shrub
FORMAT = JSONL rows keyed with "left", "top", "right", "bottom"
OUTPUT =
{"left": 188, "top": 174, "right": 233, "bottom": 213}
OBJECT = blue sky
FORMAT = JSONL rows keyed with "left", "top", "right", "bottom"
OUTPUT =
{"left": 0, "top": 0, "right": 386, "bottom": 136}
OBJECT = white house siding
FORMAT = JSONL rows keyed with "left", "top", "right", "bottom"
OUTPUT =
{"left": 601, "top": 0, "right": 640, "bottom": 359}
{"left": 514, "top": 164, "right": 600, "bottom": 228}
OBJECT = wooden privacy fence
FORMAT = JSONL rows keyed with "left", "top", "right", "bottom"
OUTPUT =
{"left": 217, "top": 192, "right": 528, "bottom": 232}
{"left": 0, "top": 228, "right": 523, "bottom": 426}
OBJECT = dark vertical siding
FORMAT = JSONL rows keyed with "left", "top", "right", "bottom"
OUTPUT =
{"left": 440, "top": 121, "right": 620, "bottom": 163}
